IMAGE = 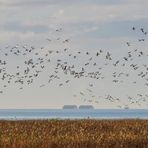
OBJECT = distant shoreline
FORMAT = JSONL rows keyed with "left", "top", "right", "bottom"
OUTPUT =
{"left": 0, "top": 118, "right": 148, "bottom": 121}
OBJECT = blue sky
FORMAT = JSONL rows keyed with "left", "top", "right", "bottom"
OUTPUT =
{"left": 0, "top": 0, "right": 148, "bottom": 109}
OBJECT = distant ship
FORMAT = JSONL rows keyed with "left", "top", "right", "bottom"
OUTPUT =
{"left": 62, "top": 105, "right": 78, "bottom": 109}
{"left": 124, "top": 106, "right": 129, "bottom": 109}
{"left": 62, "top": 105, "right": 94, "bottom": 110}
{"left": 79, "top": 105, "right": 94, "bottom": 109}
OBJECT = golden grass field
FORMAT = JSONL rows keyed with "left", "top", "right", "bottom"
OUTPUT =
{"left": 0, "top": 119, "right": 148, "bottom": 148}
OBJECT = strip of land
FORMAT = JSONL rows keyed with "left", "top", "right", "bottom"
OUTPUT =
{"left": 0, "top": 119, "right": 148, "bottom": 148}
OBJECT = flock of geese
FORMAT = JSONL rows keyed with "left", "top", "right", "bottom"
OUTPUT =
{"left": 0, "top": 26, "right": 148, "bottom": 108}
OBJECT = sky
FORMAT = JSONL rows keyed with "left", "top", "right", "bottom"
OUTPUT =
{"left": 0, "top": 0, "right": 148, "bottom": 109}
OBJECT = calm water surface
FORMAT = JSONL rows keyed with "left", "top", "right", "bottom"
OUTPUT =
{"left": 0, "top": 109, "right": 148, "bottom": 120}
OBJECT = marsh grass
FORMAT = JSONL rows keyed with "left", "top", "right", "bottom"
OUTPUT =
{"left": 0, "top": 119, "right": 148, "bottom": 148}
